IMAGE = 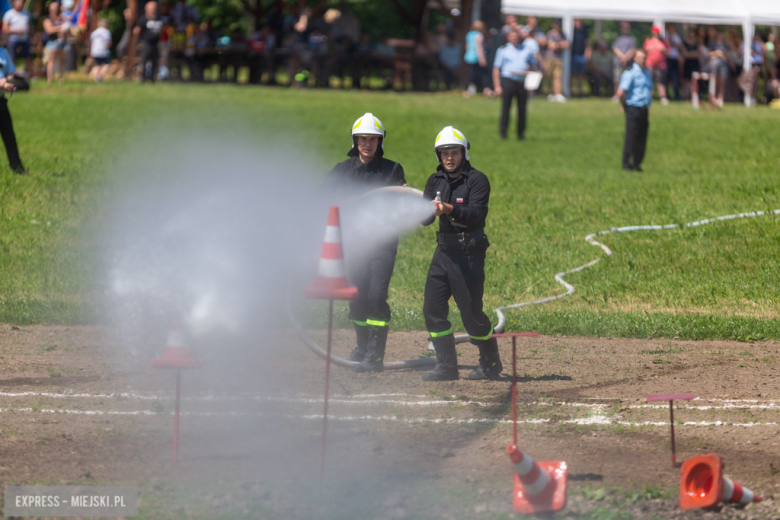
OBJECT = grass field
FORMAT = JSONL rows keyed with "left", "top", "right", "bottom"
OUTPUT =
{"left": 1, "top": 80, "right": 779, "bottom": 340}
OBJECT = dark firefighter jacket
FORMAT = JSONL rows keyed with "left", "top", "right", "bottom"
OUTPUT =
{"left": 422, "top": 161, "right": 490, "bottom": 234}
{"left": 323, "top": 153, "right": 406, "bottom": 198}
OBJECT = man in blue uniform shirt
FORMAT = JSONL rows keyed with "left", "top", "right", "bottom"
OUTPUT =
{"left": 616, "top": 48, "right": 653, "bottom": 172}
{"left": 492, "top": 29, "right": 538, "bottom": 140}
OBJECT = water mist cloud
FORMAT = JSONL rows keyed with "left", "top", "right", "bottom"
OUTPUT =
{"left": 102, "top": 136, "right": 433, "bottom": 354}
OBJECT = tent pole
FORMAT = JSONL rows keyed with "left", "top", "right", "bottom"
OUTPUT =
{"left": 742, "top": 20, "right": 753, "bottom": 107}
{"left": 562, "top": 15, "right": 574, "bottom": 98}
{"left": 594, "top": 20, "right": 603, "bottom": 41}
{"left": 654, "top": 18, "right": 665, "bottom": 37}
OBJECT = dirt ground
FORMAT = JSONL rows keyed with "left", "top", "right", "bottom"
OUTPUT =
{"left": 1, "top": 324, "right": 780, "bottom": 519}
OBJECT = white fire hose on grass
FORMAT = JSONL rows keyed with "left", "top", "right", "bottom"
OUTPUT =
{"left": 288, "top": 186, "right": 780, "bottom": 368}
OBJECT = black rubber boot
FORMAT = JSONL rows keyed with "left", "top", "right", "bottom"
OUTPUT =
{"left": 468, "top": 337, "right": 503, "bottom": 380}
{"left": 353, "top": 326, "right": 387, "bottom": 373}
{"left": 422, "top": 335, "right": 459, "bottom": 381}
{"left": 347, "top": 323, "right": 370, "bottom": 362}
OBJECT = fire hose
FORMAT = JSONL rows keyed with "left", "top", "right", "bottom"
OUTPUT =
{"left": 288, "top": 186, "right": 780, "bottom": 369}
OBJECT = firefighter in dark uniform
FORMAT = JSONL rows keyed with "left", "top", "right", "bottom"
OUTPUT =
{"left": 323, "top": 113, "right": 406, "bottom": 372}
{"left": 420, "top": 126, "right": 502, "bottom": 381}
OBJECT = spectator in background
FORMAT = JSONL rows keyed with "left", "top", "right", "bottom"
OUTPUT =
{"left": 665, "top": 23, "right": 682, "bottom": 100}
{"left": 522, "top": 16, "right": 546, "bottom": 48}
{"left": 705, "top": 30, "right": 729, "bottom": 107}
{"left": 768, "top": 33, "right": 779, "bottom": 76}
{"left": 617, "top": 48, "right": 652, "bottom": 172}
{"left": 751, "top": 31, "right": 766, "bottom": 71}
{"left": 185, "top": 22, "right": 212, "bottom": 82}
{"left": 42, "top": 2, "right": 65, "bottom": 84}
{"left": 171, "top": 0, "right": 199, "bottom": 33}
{"left": 681, "top": 28, "right": 700, "bottom": 99}
{"left": 116, "top": 8, "right": 133, "bottom": 60}
{"left": 134, "top": 1, "right": 163, "bottom": 84}
{"left": 330, "top": 3, "right": 360, "bottom": 46}
{"left": 438, "top": 33, "right": 461, "bottom": 90}
{"left": 544, "top": 19, "right": 568, "bottom": 102}
{"left": 431, "top": 23, "right": 447, "bottom": 55}
{"left": 493, "top": 29, "right": 537, "bottom": 140}
{"left": 612, "top": 21, "right": 636, "bottom": 100}
{"left": 330, "top": 5, "right": 361, "bottom": 88}
{"left": 413, "top": 32, "right": 434, "bottom": 91}
{"left": 89, "top": 18, "right": 111, "bottom": 82}
{"left": 520, "top": 16, "right": 543, "bottom": 68}
{"left": 464, "top": 20, "right": 488, "bottom": 97}
{"left": 570, "top": 19, "right": 589, "bottom": 97}
{"left": 588, "top": 39, "right": 613, "bottom": 96}
{"left": 59, "top": 0, "right": 77, "bottom": 72}
{"left": 352, "top": 32, "right": 374, "bottom": 88}
{"left": 740, "top": 31, "right": 766, "bottom": 102}
{"left": 3, "top": 0, "right": 31, "bottom": 75}
{"left": 726, "top": 29, "right": 743, "bottom": 102}
{"left": 643, "top": 25, "right": 669, "bottom": 104}
{"left": 501, "top": 15, "right": 518, "bottom": 39}
{"left": 261, "top": 24, "right": 277, "bottom": 84}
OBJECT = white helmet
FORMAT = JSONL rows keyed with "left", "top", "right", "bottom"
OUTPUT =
{"left": 434, "top": 126, "right": 470, "bottom": 162}
{"left": 351, "top": 113, "right": 386, "bottom": 152}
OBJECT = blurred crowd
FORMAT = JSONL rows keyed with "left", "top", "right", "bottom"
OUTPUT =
{"left": 2, "top": 1, "right": 779, "bottom": 103}
{"left": 561, "top": 20, "right": 780, "bottom": 105}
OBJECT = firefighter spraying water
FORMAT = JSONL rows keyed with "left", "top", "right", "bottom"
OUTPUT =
{"left": 419, "top": 126, "right": 503, "bottom": 381}
{"left": 322, "top": 113, "right": 407, "bottom": 373}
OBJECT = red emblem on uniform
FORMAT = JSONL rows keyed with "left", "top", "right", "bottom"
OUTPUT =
{"left": 456, "top": 198, "right": 463, "bottom": 203}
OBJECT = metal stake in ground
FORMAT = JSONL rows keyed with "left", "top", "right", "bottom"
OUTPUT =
{"left": 492, "top": 332, "right": 539, "bottom": 446}
{"left": 647, "top": 393, "right": 695, "bottom": 468}
{"left": 496, "top": 332, "right": 569, "bottom": 514}
{"left": 319, "top": 299, "right": 335, "bottom": 480}
{"left": 174, "top": 369, "right": 181, "bottom": 461}
{"left": 150, "top": 321, "right": 200, "bottom": 463}
{"left": 304, "top": 206, "right": 358, "bottom": 480}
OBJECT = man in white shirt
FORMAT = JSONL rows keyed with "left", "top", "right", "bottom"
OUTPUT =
{"left": 2, "top": 0, "right": 31, "bottom": 74}
{"left": 90, "top": 19, "right": 112, "bottom": 82}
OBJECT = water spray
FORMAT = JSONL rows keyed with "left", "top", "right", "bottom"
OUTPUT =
{"left": 290, "top": 186, "right": 439, "bottom": 370}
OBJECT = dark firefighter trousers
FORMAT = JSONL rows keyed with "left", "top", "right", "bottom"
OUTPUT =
{"left": 423, "top": 242, "right": 493, "bottom": 344}
{"left": 348, "top": 245, "right": 397, "bottom": 328}
{"left": 500, "top": 77, "right": 528, "bottom": 139}
{"left": 623, "top": 105, "right": 649, "bottom": 169}
{"left": 0, "top": 97, "right": 22, "bottom": 171}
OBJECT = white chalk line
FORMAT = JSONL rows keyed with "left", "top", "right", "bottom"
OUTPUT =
{"left": 4, "top": 407, "right": 779, "bottom": 428}
{"left": 3, "top": 391, "right": 780, "bottom": 415}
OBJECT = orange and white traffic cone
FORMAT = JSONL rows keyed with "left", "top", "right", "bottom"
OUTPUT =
{"left": 507, "top": 444, "right": 567, "bottom": 514}
{"left": 150, "top": 320, "right": 200, "bottom": 369}
{"left": 680, "top": 453, "right": 762, "bottom": 510}
{"left": 305, "top": 206, "right": 358, "bottom": 301}
{"left": 722, "top": 476, "right": 762, "bottom": 506}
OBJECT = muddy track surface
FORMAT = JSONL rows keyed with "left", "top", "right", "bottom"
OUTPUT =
{"left": 0, "top": 325, "right": 779, "bottom": 519}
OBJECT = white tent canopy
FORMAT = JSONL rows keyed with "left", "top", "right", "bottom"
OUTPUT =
{"left": 501, "top": 0, "right": 779, "bottom": 102}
